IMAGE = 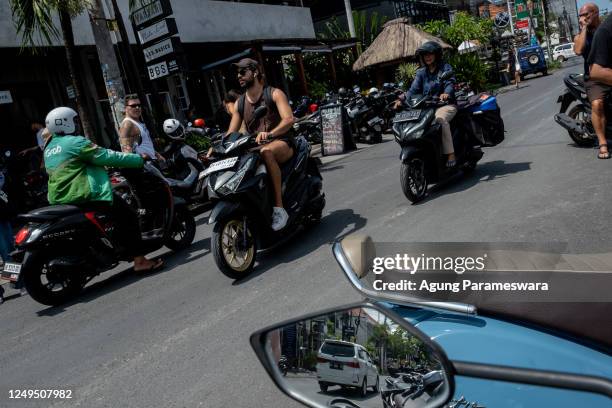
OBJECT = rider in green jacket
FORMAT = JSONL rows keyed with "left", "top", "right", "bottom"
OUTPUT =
{"left": 44, "top": 107, "right": 163, "bottom": 272}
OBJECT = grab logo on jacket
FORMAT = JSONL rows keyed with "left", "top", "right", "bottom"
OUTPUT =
{"left": 45, "top": 145, "right": 62, "bottom": 157}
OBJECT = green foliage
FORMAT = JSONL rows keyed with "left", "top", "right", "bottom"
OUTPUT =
{"left": 395, "top": 62, "right": 420, "bottom": 85}
{"left": 547, "top": 59, "right": 562, "bottom": 71}
{"left": 10, "top": 0, "right": 94, "bottom": 50}
{"left": 447, "top": 53, "right": 490, "bottom": 92}
{"left": 319, "top": 10, "right": 388, "bottom": 50}
{"left": 303, "top": 351, "right": 319, "bottom": 370}
{"left": 185, "top": 132, "right": 210, "bottom": 152}
{"left": 419, "top": 12, "right": 493, "bottom": 48}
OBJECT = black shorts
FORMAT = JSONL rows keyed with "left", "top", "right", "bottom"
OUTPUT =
{"left": 586, "top": 80, "right": 612, "bottom": 102}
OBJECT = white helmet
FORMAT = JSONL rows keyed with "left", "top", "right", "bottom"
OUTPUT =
{"left": 368, "top": 87, "right": 379, "bottom": 95}
{"left": 163, "top": 118, "right": 185, "bottom": 140}
{"left": 45, "top": 107, "right": 79, "bottom": 136}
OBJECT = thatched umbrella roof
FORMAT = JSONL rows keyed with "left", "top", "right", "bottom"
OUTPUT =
{"left": 352, "top": 18, "right": 452, "bottom": 71}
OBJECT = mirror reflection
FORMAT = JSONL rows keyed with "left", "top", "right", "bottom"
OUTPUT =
{"left": 266, "top": 307, "right": 448, "bottom": 408}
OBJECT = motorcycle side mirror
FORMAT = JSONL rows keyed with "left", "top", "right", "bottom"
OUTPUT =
{"left": 250, "top": 302, "right": 454, "bottom": 408}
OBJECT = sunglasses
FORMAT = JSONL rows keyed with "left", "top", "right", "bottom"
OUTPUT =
{"left": 127, "top": 104, "right": 142, "bottom": 108}
{"left": 238, "top": 69, "right": 251, "bottom": 77}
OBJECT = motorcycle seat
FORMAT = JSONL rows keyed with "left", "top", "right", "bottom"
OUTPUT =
{"left": 280, "top": 137, "right": 309, "bottom": 182}
{"left": 20, "top": 205, "right": 81, "bottom": 220}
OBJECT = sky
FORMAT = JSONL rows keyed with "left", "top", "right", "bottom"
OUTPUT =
{"left": 577, "top": 0, "right": 610, "bottom": 13}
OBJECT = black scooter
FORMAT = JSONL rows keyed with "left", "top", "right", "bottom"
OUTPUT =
{"left": 554, "top": 73, "right": 611, "bottom": 146}
{"left": 3, "top": 162, "right": 196, "bottom": 306}
{"left": 206, "top": 106, "right": 325, "bottom": 279}
{"left": 393, "top": 76, "right": 504, "bottom": 203}
{"left": 161, "top": 126, "right": 216, "bottom": 215}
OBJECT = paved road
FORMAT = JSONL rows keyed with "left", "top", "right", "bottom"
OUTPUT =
{"left": 285, "top": 375, "right": 384, "bottom": 408}
{"left": 1, "top": 60, "right": 609, "bottom": 408}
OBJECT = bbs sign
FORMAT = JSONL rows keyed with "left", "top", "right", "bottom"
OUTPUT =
{"left": 147, "top": 59, "right": 181, "bottom": 80}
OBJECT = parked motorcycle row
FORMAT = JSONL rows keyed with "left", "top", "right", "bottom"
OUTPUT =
{"left": 291, "top": 82, "right": 406, "bottom": 146}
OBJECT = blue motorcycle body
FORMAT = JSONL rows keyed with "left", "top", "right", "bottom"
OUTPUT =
{"left": 389, "top": 304, "right": 612, "bottom": 407}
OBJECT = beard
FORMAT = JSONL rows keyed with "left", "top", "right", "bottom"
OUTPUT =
{"left": 240, "top": 77, "right": 255, "bottom": 90}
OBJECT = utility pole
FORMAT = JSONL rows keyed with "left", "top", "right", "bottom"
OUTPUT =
{"left": 344, "top": 0, "right": 356, "bottom": 38}
{"left": 540, "top": 0, "right": 552, "bottom": 61}
{"left": 88, "top": 0, "right": 126, "bottom": 134}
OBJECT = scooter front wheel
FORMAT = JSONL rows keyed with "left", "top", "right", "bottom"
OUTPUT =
{"left": 164, "top": 207, "right": 196, "bottom": 251}
{"left": 400, "top": 158, "right": 428, "bottom": 203}
{"left": 212, "top": 216, "right": 257, "bottom": 279}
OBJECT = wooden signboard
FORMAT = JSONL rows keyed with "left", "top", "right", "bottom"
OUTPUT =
{"left": 321, "top": 103, "right": 347, "bottom": 156}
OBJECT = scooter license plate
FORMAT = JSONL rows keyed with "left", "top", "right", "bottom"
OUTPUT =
{"left": 394, "top": 110, "right": 421, "bottom": 122}
{"left": 202, "top": 157, "right": 239, "bottom": 177}
{"left": 1, "top": 262, "right": 21, "bottom": 282}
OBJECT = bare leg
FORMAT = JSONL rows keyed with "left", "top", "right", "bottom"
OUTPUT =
{"left": 260, "top": 140, "right": 294, "bottom": 208}
{"left": 592, "top": 99, "right": 609, "bottom": 158}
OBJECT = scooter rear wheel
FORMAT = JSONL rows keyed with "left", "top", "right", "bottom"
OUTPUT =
{"left": 212, "top": 217, "right": 257, "bottom": 279}
{"left": 23, "top": 251, "right": 85, "bottom": 306}
{"left": 400, "top": 158, "right": 428, "bottom": 203}
{"left": 567, "top": 105, "right": 596, "bottom": 147}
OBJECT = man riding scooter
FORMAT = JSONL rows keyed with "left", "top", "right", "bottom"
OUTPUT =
{"left": 225, "top": 58, "right": 295, "bottom": 231}
{"left": 395, "top": 41, "right": 458, "bottom": 167}
{"left": 43, "top": 107, "right": 163, "bottom": 273}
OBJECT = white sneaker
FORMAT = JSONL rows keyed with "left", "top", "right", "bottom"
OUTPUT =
{"left": 271, "top": 207, "right": 289, "bottom": 231}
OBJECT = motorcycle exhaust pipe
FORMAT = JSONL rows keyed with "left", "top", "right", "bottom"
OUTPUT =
{"left": 554, "top": 113, "right": 585, "bottom": 134}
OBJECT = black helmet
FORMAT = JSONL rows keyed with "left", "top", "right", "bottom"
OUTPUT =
{"left": 416, "top": 41, "right": 443, "bottom": 60}
{"left": 338, "top": 87, "right": 348, "bottom": 95}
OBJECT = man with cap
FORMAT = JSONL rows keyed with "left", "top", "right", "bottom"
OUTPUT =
{"left": 226, "top": 58, "right": 295, "bottom": 231}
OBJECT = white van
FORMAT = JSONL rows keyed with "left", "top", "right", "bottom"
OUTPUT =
{"left": 316, "top": 339, "right": 379, "bottom": 397}
{"left": 553, "top": 43, "right": 576, "bottom": 62}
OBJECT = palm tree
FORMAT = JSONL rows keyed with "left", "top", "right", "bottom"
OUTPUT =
{"left": 10, "top": 0, "right": 94, "bottom": 139}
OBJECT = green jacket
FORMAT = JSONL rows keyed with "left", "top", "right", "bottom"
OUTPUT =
{"left": 44, "top": 135, "right": 143, "bottom": 205}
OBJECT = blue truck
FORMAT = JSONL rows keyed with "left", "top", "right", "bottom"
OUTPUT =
{"left": 518, "top": 45, "right": 548, "bottom": 79}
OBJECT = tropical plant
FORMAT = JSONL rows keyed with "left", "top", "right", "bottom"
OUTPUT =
{"left": 10, "top": 0, "right": 94, "bottom": 138}
{"left": 319, "top": 10, "right": 388, "bottom": 51}
{"left": 395, "top": 62, "right": 420, "bottom": 85}
{"left": 419, "top": 12, "right": 493, "bottom": 48}
{"left": 447, "top": 53, "right": 491, "bottom": 92}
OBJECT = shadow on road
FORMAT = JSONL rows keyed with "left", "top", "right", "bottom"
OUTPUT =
{"left": 232, "top": 208, "right": 368, "bottom": 285}
{"left": 34, "top": 236, "right": 211, "bottom": 316}
{"left": 417, "top": 160, "right": 532, "bottom": 204}
{"left": 320, "top": 165, "right": 345, "bottom": 173}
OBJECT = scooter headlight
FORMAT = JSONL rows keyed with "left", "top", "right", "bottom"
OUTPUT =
{"left": 218, "top": 156, "right": 254, "bottom": 195}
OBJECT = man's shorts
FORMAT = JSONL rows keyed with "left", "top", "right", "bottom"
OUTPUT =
{"left": 586, "top": 80, "right": 612, "bottom": 102}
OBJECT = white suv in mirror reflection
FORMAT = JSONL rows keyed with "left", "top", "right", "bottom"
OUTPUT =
{"left": 316, "top": 340, "right": 379, "bottom": 396}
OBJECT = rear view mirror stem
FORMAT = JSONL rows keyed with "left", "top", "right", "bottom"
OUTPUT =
{"left": 331, "top": 241, "right": 477, "bottom": 315}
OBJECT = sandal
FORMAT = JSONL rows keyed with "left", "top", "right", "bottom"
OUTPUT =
{"left": 134, "top": 258, "right": 164, "bottom": 273}
{"left": 597, "top": 144, "right": 610, "bottom": 160}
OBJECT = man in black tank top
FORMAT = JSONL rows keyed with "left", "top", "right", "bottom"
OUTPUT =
{"left": 226, "top": 58, "right": 296, "bottom": 231}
